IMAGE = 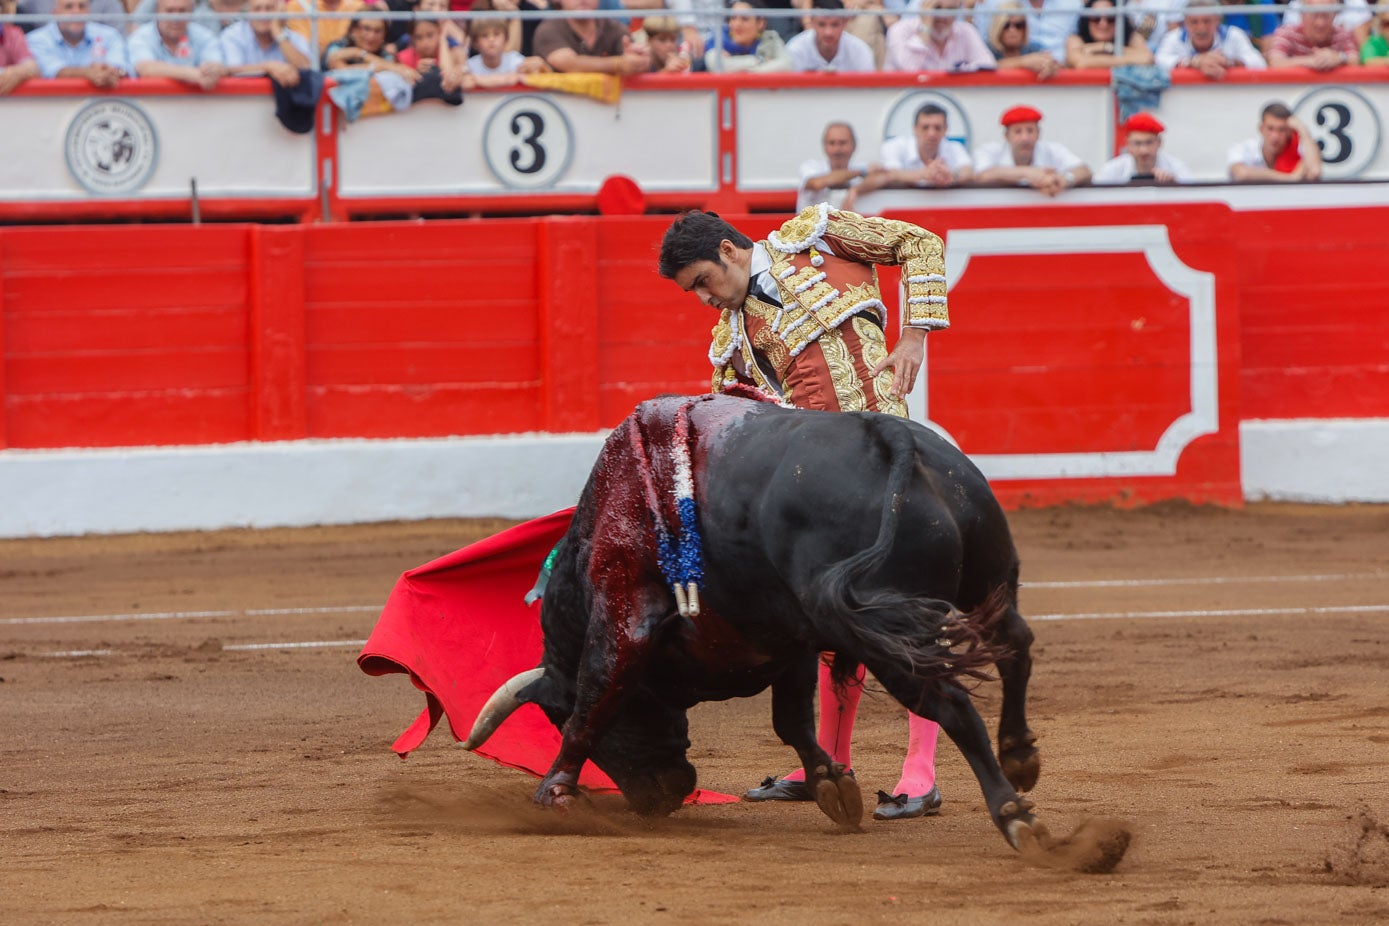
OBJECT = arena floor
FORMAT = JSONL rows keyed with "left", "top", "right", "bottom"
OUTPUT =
{"left": 3, "top": 503, "right": 1388, "bottom": 924}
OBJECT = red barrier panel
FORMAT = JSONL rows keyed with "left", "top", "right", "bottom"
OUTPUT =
{"left": 1, "top": 206, "right": 1384, "bottom": 506}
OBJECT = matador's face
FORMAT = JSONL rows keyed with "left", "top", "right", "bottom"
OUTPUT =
{"left": 671, "top": 240, "right": 753, "bottom": 313}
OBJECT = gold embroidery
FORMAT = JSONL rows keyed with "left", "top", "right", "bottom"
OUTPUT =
{"left": 819, "top": 331, "right": 870, "bottom": 413}
{"left": 855, "top": 317, "right": 907, "bottom": 417}
{"left": 745, "top": 298, "right": 791, "bottom": 378}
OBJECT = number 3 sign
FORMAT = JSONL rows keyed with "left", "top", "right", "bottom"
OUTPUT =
{"left": 483, "top": 95, "right": 574, "bottom": 190}
{"left": 1294, "top": 86, "right": 1382, "bottom": 180}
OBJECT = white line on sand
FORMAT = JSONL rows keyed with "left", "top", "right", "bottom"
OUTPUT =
{"left": 2, "top": 605, "right": 379, "bottom": 626}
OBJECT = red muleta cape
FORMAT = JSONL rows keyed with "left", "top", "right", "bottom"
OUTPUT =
{"left": 357, "top": 509, "right": 737, "bottom": 804}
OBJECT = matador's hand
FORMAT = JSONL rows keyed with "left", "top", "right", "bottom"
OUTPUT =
{"left": 871, "top": 327, "right": 926, "bottom": 399}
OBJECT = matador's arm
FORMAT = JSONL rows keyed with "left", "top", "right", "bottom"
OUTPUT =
{"left": 801, "top": 207, "right": 950, "bottom": 331}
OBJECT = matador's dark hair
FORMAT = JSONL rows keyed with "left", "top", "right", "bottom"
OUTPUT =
{"left": 657, "top": 211, "right": 754, "bottom": 279}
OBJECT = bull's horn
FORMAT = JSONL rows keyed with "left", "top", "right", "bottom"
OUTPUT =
{"left": 460, "top": 667, "right": 546, "bottom": 751}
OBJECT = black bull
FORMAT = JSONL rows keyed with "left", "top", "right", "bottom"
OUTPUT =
{"left": 464, "top": 393, "right": 1117, "bottom": 859}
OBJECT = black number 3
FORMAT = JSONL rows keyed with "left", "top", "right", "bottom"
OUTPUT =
{"left": 509, "top": 111, "right": 547, "bottom": 174}
{"left": 1316, "top": 102, "right": 1353, "bottom": 164}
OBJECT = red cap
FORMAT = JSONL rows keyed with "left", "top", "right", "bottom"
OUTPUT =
{"left": 1000, "top": 105, "right": 1043, "bottom": 127}
{"left": 1122, "top": 112, "right": 1165, "bottom": 135}
{"left": 597, "top": 175, "right": 646, "bottom": 216}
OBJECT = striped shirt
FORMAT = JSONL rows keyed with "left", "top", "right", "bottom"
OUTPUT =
{"left": 1267, "top": 23, "right": 1358, "bottom": 60}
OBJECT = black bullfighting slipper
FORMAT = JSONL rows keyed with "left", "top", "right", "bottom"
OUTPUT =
{"left": 744, "top": 775, "right": 814, "bottom": 802}
{"left": 871, "top": 786, "right": 943, "bottom": 821}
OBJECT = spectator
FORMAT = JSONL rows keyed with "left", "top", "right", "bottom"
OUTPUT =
{"left": 665, "top": 0, "right": 719, "bottom": 59}
{"left": 704, "top": 0, "right": 794, "bottom": 72}
{"left": 973, "top": 0, "right": 1081, "bottom": 61}
{"left": 843, "top": 0, "right": 890, "bottom": 68}
{"left": 25, "top": 0, "right": 130, "bottom": 86}
{"left": 466, "top": 16, "right": 546, "bottom": 81}
{"left": 285, "top": 0, "right": 367, "bottom": 57}
{"left": 1361, "top": 0, "right": 1389, "bottom": 63}
{"left": 1228, "top": 101, "right": 1322, "bottom": 182}
{"left": 985, "top": 2, "right": 1059, "bottom": 78}
{"left": 1155, "top": 4, "right": 1266, "bottom": 76}
{"left": 532, "top": 0, "right": 650, "bottom": 74}
{"left": 974, "top": 104, "right": 1091, "bottom": 195}
{"left": 1267, "top": 0, "right": 1358, "bottom": 69}
{"left": 1217, "top": 0, "right": 1281, "bottom": 55}
{"left": 131, "top": 0, "right": 247, "bottom": 33}
{"left": 419, "top": 0, "right": 468, "bottom": 57}
{"left": 635, "top": 15, "right": 693, "bottom": 71}
{"left": 796, "top": 120, "right": 868, "bottom": 209}
{"left": 15, "top": 0, "right": 124, "bottom": 34}
{"left": 1064, "top": 0, "right": 1154, "bottom": 68}
{"left": 128, "top": 0, "right": 227, "bottom": 89}
{"left": 1094, "top": 111, "right": 1192, "bottom": 184}
{"left": 884, "top": 0, "right": 996, "bottom": 72}
{"left": 399, "top": 15, "right": 466, "bottom": 84}
{"left": 221, "top": 0, "right": 313, "bottom": 85}
{"left": 847, "top": 102, "right": 973, "bottom": 208}
{"left": 1, "top": 16, "right": 40, "bottom": 93}
{"left": 1125, "top": 0, "right": 1179, "bottom": 50}
{"left": 1284, "top": 0, "right": 1372, "bottom": 46}
{"left": 785, "top": 0, "right": 877, "bottom": 71}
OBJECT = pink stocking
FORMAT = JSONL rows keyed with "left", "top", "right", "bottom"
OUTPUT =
{"left": 783, "top": 658, "right": 864, "bottom": 783}
{"left": 891, "top": 712, "right": 940, "bottom": 797}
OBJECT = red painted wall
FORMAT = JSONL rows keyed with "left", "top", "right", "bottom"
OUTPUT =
{"left": 1, "top": 206, "right": 1384, "bottom": 504}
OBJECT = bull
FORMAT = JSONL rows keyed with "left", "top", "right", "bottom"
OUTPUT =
{"left": 463, "top": 391, "right": 1129, "bottom": 868}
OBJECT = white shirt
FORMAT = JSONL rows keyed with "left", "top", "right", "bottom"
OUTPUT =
{"left": 1283, "top": 0, "right": 1371, "bottom": 32}
{"left": 797, "top": 156, "right": 870, "bottom": 211}
{"left": 1154, "top": 24, "right": 1268, "bottom": 71}
{"left": 1227, "top": 137, "right": 1273, "bottom": 171}
{"left": 1094, "top": 151, "right": 1193, "bottom": 184}
{"left": 879, "top": 135, "right": 973, "bottom": 175}
{"left": 973, "top": 138, "right": 1085, "bottom": 174}
{"left": 468, "top": 50, "right": 525, "bottom": 76}
{"left": 785, "top": 30, "right": 878, "bottom": 72}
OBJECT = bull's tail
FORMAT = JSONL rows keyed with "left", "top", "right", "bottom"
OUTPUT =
{"left": 808, "top": 419, "right": 1008, "bottom": 692}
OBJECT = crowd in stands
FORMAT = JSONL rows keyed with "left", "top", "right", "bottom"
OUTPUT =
{"left": 0, "top": 0, "right": 1379, "bottom": 177}
{"left": 6, "top": 0, "right": 1389, "bottom": 88}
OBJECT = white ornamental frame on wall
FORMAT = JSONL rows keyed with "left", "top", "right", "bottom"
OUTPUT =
{"left": 907, "top": 225, "right": 1218, "bottom": 481}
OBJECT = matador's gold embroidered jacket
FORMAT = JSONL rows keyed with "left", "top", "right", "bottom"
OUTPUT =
{"left": 707, "top": 204, "right": 949, "bottom": 415}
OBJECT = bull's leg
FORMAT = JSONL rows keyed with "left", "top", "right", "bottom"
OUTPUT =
{"left": 994, "top": 605, "right": 1040, "bottom": 792}
{"left": 770, "top": 658, "right": 863, "bottom": 829}
{"left": 534, "top": 585, "right": 667, "bottom": 811}
{"left": 871, "top": 666, "right": 1036, "bottom": 846}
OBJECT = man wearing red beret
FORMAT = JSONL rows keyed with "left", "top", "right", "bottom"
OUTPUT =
{"left": 973, "top": 105, "right": 1092, "bottom": 196}
{"left": 1094, "top": 112, "right": 1193, "bottom": 184}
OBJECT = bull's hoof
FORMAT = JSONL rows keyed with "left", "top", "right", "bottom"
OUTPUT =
{"left": 534, "top": 778, "right": 583, "bottom": 812}
{"left": 810, "top": 763, "right": 863, "bottom": 832}
{"left": 999, "top": 730, "right": 1041, "bottom": 792}
{"left": 1007, "top": 816, "right": 1132, "bottom": 874}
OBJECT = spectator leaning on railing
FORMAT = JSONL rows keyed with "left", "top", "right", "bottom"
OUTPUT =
{"left": 974, "top": 104, "right": 1092, "bottom": 196}
{"left": 884, "top": 0, "right": 997, "bottom": 71}
{"left": 1154, "top": 1, "right": 1267, "bottom": 76}
{"left": 1228, "top": 101, "right": 1322, "bottom": 182}
{"left": 25, "top": 0, "right": 130, "bottom": 85}
{"left": 1, "top": 14, "right": 41, "bottom": 93}
{"left": 1283, "top": 0, "right": 1372, "bottom": 45}
{"left": 131, "top": 0, "right": 248, "bottom": 34}
{"left": 1267, "top": 0, "right": 1359, "bottom": 69}
{"left": 220, "top": 0, "right": 313, "bottom": 85}
{"left": 1065, "top": 0, "right": 1153, "bottom": 68}
{"left": 704, "top": 0, "right": 795, "bottom": 72}
{"left": 786, "top": 0, "right": 878, "bottom": 71}
{"left": 128, "top": 0, "right": 228, "bottom": 89}
{"left": 973, "top": 0, "right": 1081, "bottom": 61}
{"left": 985, "top": 1, "right": 1060, "bottom": 78}
{"left": 797, "top": 120, "right": 869, "bottom": 209}
{"left": 1361, "top": 0, "right": 1389, "bottom": 62}
{"left": 1094, "top": 111, "right": 1192, "bottom": 184}
{"left": 532, "top": 0, "right": 651, "bottom": 73}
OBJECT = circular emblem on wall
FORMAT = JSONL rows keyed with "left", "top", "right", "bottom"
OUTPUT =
{"left": 882, "top": 90, "right": 972, "bottom": 152}
{"left": 64, "top": 98, "right": 159, "bottom": 195}
{"left": 482, "top": 95, "right": 574, "bottom": 190}
{"left": 1292, "top": 85, "right": 1381, "bottom": 180}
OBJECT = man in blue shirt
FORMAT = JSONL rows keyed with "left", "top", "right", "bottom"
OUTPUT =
{"left": 25, "top": 0, "right": 130, "bottom": 87}
{"left": 220, "top": 0, "right": 313, "bottom": 87}
{"left": 128, "top": 0, "right": 226, "bottom": 89}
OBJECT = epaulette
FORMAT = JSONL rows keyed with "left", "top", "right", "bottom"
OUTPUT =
{"left": 766, "top": 202, "right": 830, "bottom": 267}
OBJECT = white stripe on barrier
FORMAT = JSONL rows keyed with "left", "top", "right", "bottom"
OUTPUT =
{"left": 2, "top": 605, "right": 380, "bottom": 626}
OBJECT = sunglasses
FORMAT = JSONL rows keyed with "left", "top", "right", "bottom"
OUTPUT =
{"left": 1003, "top": 19, "right": 1027, "bottom": 28}
{"left": 1094, "top": 14, "right": 1116, "bottom": 23}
